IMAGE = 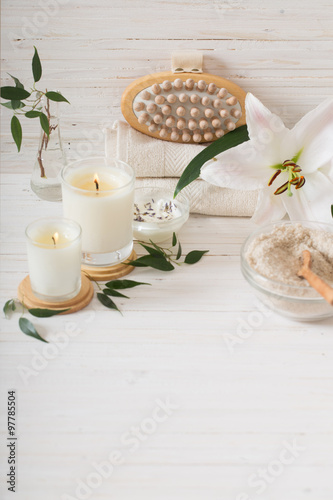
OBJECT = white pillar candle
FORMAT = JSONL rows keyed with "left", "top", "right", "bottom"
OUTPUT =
{"left": 26, "top": 218, "right": 82, "bottom": 302}
{"left": 61, "top": 158, "right": 135, "bottom": 266}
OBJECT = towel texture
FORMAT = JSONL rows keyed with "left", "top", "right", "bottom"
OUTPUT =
{"left": 135, "top": 178, "right": 258, "bottom": 217}
{"left": 105, "top": 121, "right": 258, "bottom": 216}
{"left": 105, "top": 121, "right": 205, "bottom": 178}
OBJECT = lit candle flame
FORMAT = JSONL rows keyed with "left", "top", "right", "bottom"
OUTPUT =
{"left": 94, "top": 174, "right": 99, "bottom": 191}
{"left": 52, "top": 232, "right": 59, "bottom": 246}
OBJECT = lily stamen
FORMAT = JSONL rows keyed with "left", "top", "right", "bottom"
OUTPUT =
{"left": 271, "top": 160, "right": 306, "bottom": 196}
{"left": 268, "top": 169, "right": 281, "bottom": 186}
{"left": 296, "top": 176, "right": 306, "bottom": 189}
{"left": 282, "top": 160, "right": 295, "bottom": 169}
{"left": 274, "top": 181, "right": 289, "bottom": 195}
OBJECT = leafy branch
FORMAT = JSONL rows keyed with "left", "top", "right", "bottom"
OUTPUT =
{"left": 3, "top": 298, "right": 69, "bottom": 343}
{"left": 128, "top": 232, "right": 209, "bottom": 271}
{"left": 82, "top": 271, "right": 151, "bottom": 313}
{"left": 3, "top": 235, "right": 208, "bottom": 340}
{"left": 0, "top": 47, "right": 69, "bottom": 176}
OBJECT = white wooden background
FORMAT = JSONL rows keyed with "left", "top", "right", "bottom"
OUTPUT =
{"left": 1, "top": 1, "right": 333, "bottom": 499}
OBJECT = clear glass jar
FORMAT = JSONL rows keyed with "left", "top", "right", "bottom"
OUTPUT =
{"left": 241, "top": 221, "right": 333, "bottom": 322}
{"left": 61, "top": 157, "right": 135, "bottom": 266}
{"left": 26, "top": 217, "right": 82, "bottom": 302}
{"left": 133, "top": 188, "right": 190, "bottom": 243}
{"left": 30, "top": 98, "right": 66, "bottom": 202}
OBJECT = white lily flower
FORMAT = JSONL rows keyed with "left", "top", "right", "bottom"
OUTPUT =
{"left": 201, "top": 93, "right": 333, "bottom": 224}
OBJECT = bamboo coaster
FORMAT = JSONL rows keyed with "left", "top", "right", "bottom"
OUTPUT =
{"left": 81, "top": 249, "right": 137, "bottom": 281}
{"left": 18, "top": 272, "right": 94, "bottom": 314}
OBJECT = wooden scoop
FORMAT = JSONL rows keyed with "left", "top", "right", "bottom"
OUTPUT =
{"left": 298, "top": 250, "right": 333, "bottom": 306}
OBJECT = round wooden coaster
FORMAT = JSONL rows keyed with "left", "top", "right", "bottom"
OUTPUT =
{"left": 81, "top": 249, "right": 137, "bottom": 281}
{"left": 17, "top": 273, "right": 94, "bottom": 314}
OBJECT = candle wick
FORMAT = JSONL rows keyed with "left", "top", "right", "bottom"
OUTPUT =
{"left": 52, "top": 236, "right": 56, "bottom": 246}
{"left": 94, "top": 179, "right": 99, "bottom": 191}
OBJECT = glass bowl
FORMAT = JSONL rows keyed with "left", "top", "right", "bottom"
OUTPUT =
{"left": 133, "top": 188, "right": 190, "bottom": 243}
{"left": 240, "top": 221, "right": 333, "bottom": 322}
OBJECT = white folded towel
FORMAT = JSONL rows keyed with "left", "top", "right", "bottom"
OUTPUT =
{"left": 105, "top": 121, "right": 205, "bottom": 178}
{"left": 135, "top": 178, "right": 258, "bottom": 217}
{"left": 105, "top": 121, "right": 258, "bottom": 216}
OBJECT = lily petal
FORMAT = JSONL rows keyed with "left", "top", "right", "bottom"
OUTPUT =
{"left": 320, "top": 159, "right": 333, "bottom": 183}
{"left": 245, "top": 93, "right": 288, "bottom": 142}
{"left": 251, "top": 185, "right": 286, "bottom": 225}
{"left": 245, "top": 93, "right": 291, "bottom": 166}
{"left": 286, "top": 98, "right": 333, "bottom": 174}
{"left": 282, "top": 170, "right": 333, "bottom": 223}
{"left": 201, "top": 140, "right": 268, "bottom": 190}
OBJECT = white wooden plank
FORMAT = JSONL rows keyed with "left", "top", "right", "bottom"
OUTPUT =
{"left": 1, "top": 0, "right": 333, "bottom": 498}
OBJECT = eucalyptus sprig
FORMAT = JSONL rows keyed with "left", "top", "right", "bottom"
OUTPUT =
{"left": 0, "top": 47, "right": 69, "bottom": 175}
{"left": 4, "top": 235, "right": 208, "bottom": 339}
{"left": 84, "top": 275, "right": 151, "bottom": 313}
{"left": 3, "top": 298, "right": 69, "bottom": 343}
{"left": 128, "top": 232, "right": 209, "bottom": 271}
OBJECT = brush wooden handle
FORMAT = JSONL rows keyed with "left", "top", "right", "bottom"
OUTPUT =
{"left": 298, "top": 250, "right": 333, "bottom": 306}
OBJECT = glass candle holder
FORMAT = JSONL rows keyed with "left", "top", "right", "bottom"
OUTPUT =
{"left": 133, "top": 188, "right": 190, "bottom": 243}
{"left": 61, "top": 157, "right": 135, "bottom": 266}
{"left": 26, "top": 218, "right": 82, "bottom": 302}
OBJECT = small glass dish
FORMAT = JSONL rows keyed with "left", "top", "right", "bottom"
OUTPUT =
{"left": 133, "top": 188, "right": 190, "bottom": 243}
{"left": 240, "top": 221, "right": 333, "bottom": 322}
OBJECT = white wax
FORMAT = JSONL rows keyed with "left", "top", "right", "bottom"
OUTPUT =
{"left": 26, "top": 219, "right": 82, "bottom": 301}
{"left": 133, "top": 196, "right": 189, "bottom": 243}
{"left": 62, "top": 165, "right": 134, "bottom": 254}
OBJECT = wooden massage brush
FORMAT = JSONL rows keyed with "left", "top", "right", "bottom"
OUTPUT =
{"left": 121, "top": 71, "right": 247, "bottom": 144}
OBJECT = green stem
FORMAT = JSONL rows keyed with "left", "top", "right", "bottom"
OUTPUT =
{"left": 287, "top": 168, "right": 293, "bottom": 197}
{"left": 82, "top": 270, "right": 103, "bottom": 290}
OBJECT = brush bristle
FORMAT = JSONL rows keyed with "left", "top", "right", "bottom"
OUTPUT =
{"left": 132, "top": 78, "right": 242, "bottom": 142}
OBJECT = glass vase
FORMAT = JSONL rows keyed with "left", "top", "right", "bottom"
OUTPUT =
{"left": 30, "top": 98, "right": 66, "bottom": 202}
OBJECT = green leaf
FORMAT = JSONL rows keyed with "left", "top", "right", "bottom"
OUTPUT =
{"left": 129, "top": 255, "right": 174, "bottom": 271}
{"left": 0, "top": 86, "right": 30, "bottom": 100}
{"left": 103, "top": 289, "right": 129, "bottom": 299}
{"left": 19, "top": 317, "right": 48, "bottom": 343}
{"left": 148, "top": 239, "right": 167, "bottom": 255}
{"left": 174, "top": 125, "right": 249, "bottom": 197}
{"left": 7, "top": 76, "right": 25, "bottom": 110}
{"left": 3, "top": 299, "right": 16, "bottom": 319}
{"left": 28, "top": 308, "right": 70, "bottom": 317}
{"left": 39, "top": 112, "right": 49, "bottom": 136}
{"left": 32, "top": 46, "right": 42, "bottom": 83}
{"left": 25, "top": 110, "right": 41, "bottom": 118}
{"left": 97, "top": 292, "right": 121, "bottom": 312}
{"left": 11, "top": 100, "right": 23, "bottom": 110}
{"left": 176, "top": 242, "right": 182, "bottom": 260}
{"left": 45, "top": 91, "right": 70, "bottom": 104}
{"left": 139, "top": 242, "right": 165, "bottom": 258}
{"left": 11, "top": 115, "right": 22, "bottom": 152}
{"left": 172, "top": 232, "right": 177, "bottom": 246}
{"left": 105, "top": 279, "right": 151, "bottom": 290}
{"left": 1, "top": 101, "right": 25, "bottom": 110}
{"left": 184, "top": 250, "right": 209, "bottom": 264}
{"left": 8, "top": 73, "right": 24, "bottom": 89}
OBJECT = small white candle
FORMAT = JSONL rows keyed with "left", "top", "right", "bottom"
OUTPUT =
{"left": 26, "top": 218, "right": 82, "bottom": 302}
{"left": 61, "top": 158, "right": 135, "bottom": 266}
{"left": 133, "top": 189, "right": 190, "bottom": 243}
